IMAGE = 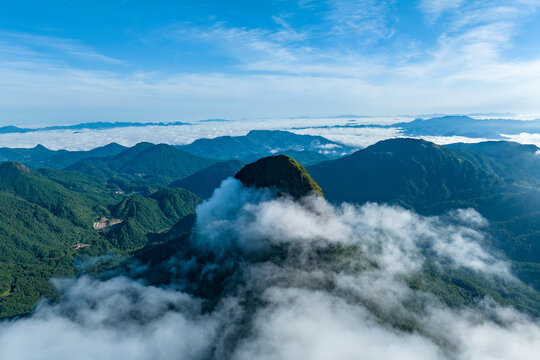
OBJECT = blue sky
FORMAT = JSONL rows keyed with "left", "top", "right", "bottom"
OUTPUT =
{"left": 2, "top": 0, "right": 540, "bottom": 125}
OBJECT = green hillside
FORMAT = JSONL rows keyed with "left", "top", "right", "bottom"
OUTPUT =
{"left": 0, "top": 190, "right": 113, "bottom": 317}
{"left": 68, "top": 142, "right": 217, "bottom": 184}
{"left": 108, "top": 188, "right": 201, "bottom": 250}
{"left": 0, "top": 162, "right": 111, "bottom": 227}
{"left": 0, "top": 162, "right": 201, "bottom": 317}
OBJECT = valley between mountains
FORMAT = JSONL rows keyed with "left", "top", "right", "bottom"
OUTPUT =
{"left": 1, "top": 128, "right": 540, "bottom": 326}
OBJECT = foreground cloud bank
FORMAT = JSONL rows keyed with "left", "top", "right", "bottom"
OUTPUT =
{"left": 1, "top": 179, "right": 539, "bottom": 360}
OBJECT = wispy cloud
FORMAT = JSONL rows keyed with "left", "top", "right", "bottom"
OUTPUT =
{"left": 0, "top": 31, "right": 125, "bottom": 65}
{"left": 2, "top": 1, "right": 540, "bottom": 124}
{"left": 327, "top": 0, "right": 397, "bottom": 42}
{"left": 420, "top": 0, "right": 467, "bottom": 22}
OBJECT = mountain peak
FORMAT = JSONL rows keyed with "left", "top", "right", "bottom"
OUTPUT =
{"left": 234, "top": 155, "right": 323, "bottom": 198}
{"left": 32, "top": 144, "right": 50, "bottom": 151}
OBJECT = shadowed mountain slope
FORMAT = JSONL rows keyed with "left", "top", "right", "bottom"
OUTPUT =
{"left": 308, "top": 138, "right": 502, "bottom": 210}
{"left": 170, "top": 159, "right": 247, "bottom": 198}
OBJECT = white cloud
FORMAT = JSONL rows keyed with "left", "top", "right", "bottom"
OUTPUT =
{"left": 502, "top": 132, "right": 540, "bottom": 147}
{"left": 420, "top": 0, "right": 466, "bottom": 22}
{"left": 327, "top": 0, "right": 396, "bottom": 41}
{"left": 0, "top": 31, "right": 125, "bottom": 65}
{"left": 0, "top": 118, "right": 508, "bottom": 151}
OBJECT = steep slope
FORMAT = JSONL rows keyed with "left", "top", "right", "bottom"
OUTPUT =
{"left": 179, "top": 130, "right": 352, "bottom": 162}
{"left": 118, "top": 144, "right": 216, "bottom": 178}
{"left": 170, "top": 159, "right": 246, "bottom": 198}
{"left": 235, "top": 155, "right": 323, "bottom": 198}
{"left": 149, "top": 188, "right": 201, "bottom": 221}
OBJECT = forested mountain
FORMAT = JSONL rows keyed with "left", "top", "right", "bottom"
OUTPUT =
{"left": 107, "top": 188, "right": 201, "bottom": 250}
{"left": 3, "top": 136, "right": 540, "bottom": 321}
{"left": 308, "top": 138, "right": 540, "bottom": 277}
{"left": 308, "top": 138, "right": 504, "bottom": 210}
{"left": 67, "top": 142, "right": 217, "bottom": 184}
{"left": 132, "top": 155, "right": 540, "bottom": 322}
{"left": 0, "top": 162, "right": 109, "bottom": 227}
{"left": 0, "top": 163, "right": 201, "bottom": 317}
{"left": 235, "top": 155, "right": 323, "bottom": 198}
{"left": 445, "top": 141, "right": 540, "bottom": 184}
{"left": 0, "top": 162, "right": 118, "bottom": 317}
{"left": 179, "top": 130, "right": 353, "bottom": 162}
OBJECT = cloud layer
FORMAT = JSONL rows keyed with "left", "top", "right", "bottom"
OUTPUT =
{"left": 1, "top": 178, "right": 539, "bottom": 359}
{"left": 0, "top": 117, "right": 499, "bottom": 151}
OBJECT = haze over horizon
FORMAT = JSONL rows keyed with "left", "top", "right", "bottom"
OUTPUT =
{"left": 3, "top": 0, "right": 540, "bottom": 126}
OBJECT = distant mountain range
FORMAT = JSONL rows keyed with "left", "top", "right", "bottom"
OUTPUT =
{"left": 393, "top": 116, "right": 540, "bottom": 138}
{"left": 0, "top": 143, "right": 128, "bottom": 169}
{"left": 178, "top": 130, "right": 355, "bottom": 163}
{"left": 296, "top": 115, "right": 540, "bottom": 139}
{"left": 3, "top": 115, "right": 540, "bottom": 140}
{"left": 0, "top": 121, "right": 190, "bottom": 134}
{"left": 0, "top": 130, "right": 351, "bottom": 171}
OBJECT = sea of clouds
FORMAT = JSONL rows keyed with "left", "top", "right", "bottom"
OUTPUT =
{"left": 0, "top": 116, "right": 495, "bottom": 151}
{"left": 1, "top": 178, "right": 539, "bottom": 359}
